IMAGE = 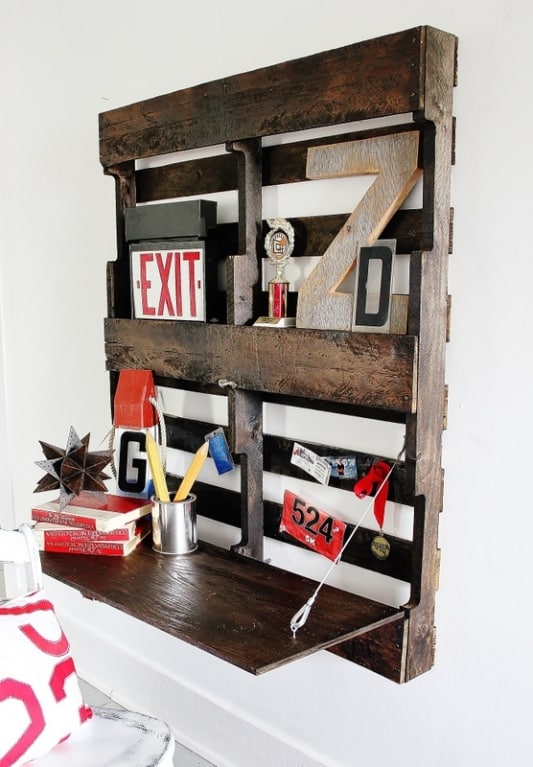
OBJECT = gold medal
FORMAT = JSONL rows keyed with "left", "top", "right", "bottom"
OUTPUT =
{"left": 370, "top": 534, "right": 390, "bottom": 560}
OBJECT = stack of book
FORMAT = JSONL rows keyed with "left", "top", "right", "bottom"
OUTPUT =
{"left": 31, "top": 492, "right": 153, "bottom": 556}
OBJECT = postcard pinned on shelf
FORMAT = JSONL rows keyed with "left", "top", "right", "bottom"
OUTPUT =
{"left": 323, "top": 456, "right": 358, "bottom": 480}
{"left": 290, "top": 442, "right": 331, "bottom": 485}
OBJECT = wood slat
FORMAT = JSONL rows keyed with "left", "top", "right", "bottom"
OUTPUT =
{"left": 187, "top": 484, "right": 413, "bottom": 583}
{"left": 41, "top": 542, "right": 401, "bottom": 675}
{"left": 105, "top": 319, "right": 417, "bottom": 412}
{"left": 328, "top": 616, "right": 406, "bottom": 681}
{"left": 135, "top": 123, "right": 421, "bottom": 202}
{"left": 99, "top": 28, "right": 424, "bottom": 165}
{"left": 164, "top": 414, "right": 412, "bottom": 504}
{"left": 149, "top": 376, "right": 408, "bottom": 424}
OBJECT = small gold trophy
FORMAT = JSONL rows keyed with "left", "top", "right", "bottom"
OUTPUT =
{"left": 254, "top": 218, "right": 296, "bottom": 327}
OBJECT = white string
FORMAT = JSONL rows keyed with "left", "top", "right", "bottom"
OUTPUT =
{"left": 149, "top": 395, "right": 167, "bottom": 471}
{"left": 289, "top": 440, "right": 406, "bottom": 638}
{"left": 107, "top": 427, "right": 118, "bottom": 478}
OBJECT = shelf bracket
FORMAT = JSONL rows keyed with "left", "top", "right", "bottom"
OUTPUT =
{"left": 225, "top": 138, "right": 262, "bottom": 325}
{"left": 227, "top": 388, "right": 263, "bottom": 560}
{"left": 104, "top": 161, "right": 136, "bottom": 320}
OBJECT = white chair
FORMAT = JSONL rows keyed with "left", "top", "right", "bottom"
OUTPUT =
{"left": 0, "top": 525, "right": 175, "bottom": 767}
{"left": 31, "top": 706, "right": 175, "bottom": 767}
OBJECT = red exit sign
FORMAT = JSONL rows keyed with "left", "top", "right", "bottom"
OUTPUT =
{"left": 131, "top": 247, "right": 207, "bottom": 321}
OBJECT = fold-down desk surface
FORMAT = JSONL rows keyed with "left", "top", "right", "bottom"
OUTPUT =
{"left": 41, "top": 540, "right": 402, "bottom": 674}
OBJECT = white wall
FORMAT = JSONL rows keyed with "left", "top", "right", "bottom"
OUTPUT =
{"left": 2, "top": 1, "right": 533, "bottom": 766}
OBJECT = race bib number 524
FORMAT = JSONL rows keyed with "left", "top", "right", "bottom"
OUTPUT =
{"left": 280, "top": 490, "right": 346, "bottom": 561}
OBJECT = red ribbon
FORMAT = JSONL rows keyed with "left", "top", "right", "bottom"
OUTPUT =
{"left": 353, "top": 461, "right": 391, "bottom": 529}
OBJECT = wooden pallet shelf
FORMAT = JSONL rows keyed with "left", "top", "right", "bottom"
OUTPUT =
{"left": 104, "top": 319, "right": 417, "bottom": 412}
{"left": 41, "top": 541, "right": 402, "bottom": 675}
{"left": 42, "top": 25, "right": 457, "bottom": 683}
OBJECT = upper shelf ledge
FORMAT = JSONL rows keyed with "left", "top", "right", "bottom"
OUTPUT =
{"left": 104, "top": 318, "right": 417, "bottom": 412}
{"left": 98, "top": 26, "right": 458, "bottom": 166}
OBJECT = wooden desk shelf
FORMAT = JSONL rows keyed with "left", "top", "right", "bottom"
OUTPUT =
{"left": 42, "top": 542, "right": 401, "bottom": 675}
{"left": 42, "top": 25, "right": 457, "bottom": 683}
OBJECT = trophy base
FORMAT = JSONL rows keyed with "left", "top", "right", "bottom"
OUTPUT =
{"left": 253, "top": 316, "right": 296, "bottom": 328}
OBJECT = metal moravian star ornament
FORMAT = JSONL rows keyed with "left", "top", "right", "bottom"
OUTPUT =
{"left": 34, "top": 426, "right": 114, "bottom": 510}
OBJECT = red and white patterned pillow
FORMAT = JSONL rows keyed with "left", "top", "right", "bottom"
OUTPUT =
{"left": 0, "top": 589, "right": 92, "bottom": 767}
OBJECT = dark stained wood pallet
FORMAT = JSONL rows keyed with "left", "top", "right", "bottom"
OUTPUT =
{"left": 42, "top": 25, "right": 457, "bottom": 683}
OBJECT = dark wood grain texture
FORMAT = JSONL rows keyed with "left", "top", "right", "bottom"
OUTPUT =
{"left": 105, "top": 162, "right": 136, "bottom": 320}
{"left": 401, "top": 27, "right": 457, "bottom": 680}
{"left": 99, "top": 28, "right": 424, "bottom": 166}
{"left": 225, "top": 138, "right": 262, "bottom": 325}
{"left": 41, "top": 542, "right": 401, "bottom": 675}
{"left": 328, "top": 615, "right": 406, "bottom": 681}
{"left": 227, "top": 389, "right": 264, "bottom": 559}
{"left": 104, "top": 320, "right": 417, "bottom": 412}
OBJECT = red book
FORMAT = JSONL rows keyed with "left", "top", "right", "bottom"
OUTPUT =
{"left": 32, "top": 517, "right": 149, "bottom": 543}
{"left": 33, "top": 526, "right": 150, "bottom": 557}
{"left": 31, "top": 492, "right": 152, "bottom": 533}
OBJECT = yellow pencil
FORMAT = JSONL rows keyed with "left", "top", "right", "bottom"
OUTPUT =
{"left": 145, "top": 431, "right": 170, "bottom": 502}
{"left": 174, "top": 441, "right": 209, "bottom": 501}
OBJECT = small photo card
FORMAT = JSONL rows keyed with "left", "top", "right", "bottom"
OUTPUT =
{"left": 290, "top": 442, "right": 331, "bottom": 485}
{"left": 323, "top": 456, "right": 358, "bottom": 480}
